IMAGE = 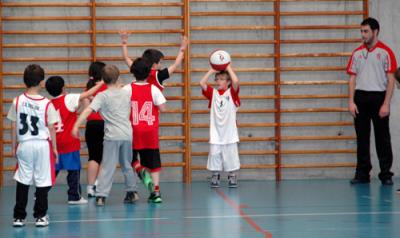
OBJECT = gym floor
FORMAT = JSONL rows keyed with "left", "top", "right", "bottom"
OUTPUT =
{"left": 1, "top": 179, "right": 400, "bottom": 238}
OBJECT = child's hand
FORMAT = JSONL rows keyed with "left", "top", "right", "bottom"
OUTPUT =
{"left": 180, "top": 36, "right": 189, "bottom": 51}
{"left": 209, "top": 68, "right": 218, "bottom": 74}
{"left": 119, "top": 30, "right": 130, "bottom": 44}
{"left": 71, "top": 126, "right": 80, "bottom": 139}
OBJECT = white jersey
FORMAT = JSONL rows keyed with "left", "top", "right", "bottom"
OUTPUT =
{"left": 15, "top": 93, "right": 52, "bottom": 142}
{"left": 209, "top": 87, "right": 240, "bottom": 144}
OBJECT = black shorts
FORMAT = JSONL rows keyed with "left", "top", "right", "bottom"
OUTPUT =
{"left": 132, "top": 149, "right": 161, "bottom": 172}
{"left": 85, "top": 120, "right": 104, "bottom": 164}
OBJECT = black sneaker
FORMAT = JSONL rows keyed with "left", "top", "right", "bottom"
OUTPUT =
{"left": 381, "top": 179, "right": 393, "bottom": 186}
{"left": 96, "top": 196, "right": 106, "bottom": 206}
{"left": 124, "top": 191, "right": 139, "bottom": 203}
{"left": 210, "top": 174, "right": 220, "bottom": 188}
{"left": 228, "top": 174, "right": 238, "bottom": 188}
{"left": 148, "top": 191, "right": 162, "bottom": 203}
{"left": 350, "top": 178, "right": 370, "bottom": 185}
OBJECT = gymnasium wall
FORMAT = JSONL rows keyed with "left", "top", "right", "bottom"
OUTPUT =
{"left": 1, "top": 0, "right": 400, "bottom": 185}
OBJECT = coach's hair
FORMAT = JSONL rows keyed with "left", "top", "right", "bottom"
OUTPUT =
{"left": 45, "top": 76, "right": 65, "bottom": 97}
{"left": 101, "top": 65, "right": 120, "bottom": 85}
{"left": 130, "top": 57, "right": 151, "bottom": 81}
{"left": 361, "top": 17, "right": 380, "bottom": 33}
{"left": 23, "top": 64, "right": 45, "bottom": 88}
{"left": 86, "top": 61, "right": 106, "bottom": 90}
{"left": 142, "top": 49, "right": 164, "bottom": 66}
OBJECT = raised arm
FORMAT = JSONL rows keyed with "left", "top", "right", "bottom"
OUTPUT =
{"left": 79, "top": 80, "right": 104, "bottom": 101}
{"left": 119, "top": 30, "right": 133, "bottom": 67}
{"left": 200, "top": 68, "right": 216, "bottom": 91}
{"left": 168, "top": 36, "right": 189, "bottom": 75}
{"left": 226, "top": 64, "right": 239, "bottom": 91}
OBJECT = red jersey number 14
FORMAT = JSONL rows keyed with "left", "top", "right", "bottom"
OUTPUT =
{"left": 131, "top": 101, "right": 155, "bottom": 125}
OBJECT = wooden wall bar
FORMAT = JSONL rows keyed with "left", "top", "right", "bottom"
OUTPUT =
{"left": 0, "top": 0, "right": 366, "bottom": 184}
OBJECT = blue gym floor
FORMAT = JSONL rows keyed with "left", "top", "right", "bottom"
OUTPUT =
{"left": 1, "top": 179, "right": 400, "bottom": 238}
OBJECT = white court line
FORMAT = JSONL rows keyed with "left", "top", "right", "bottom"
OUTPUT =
{"left": 26, "top": 217, "right": 168, "bottom": 224}
{"left": 185, "top": 211, "right": 400, "bottom": 219}
{"left": 22, "top": 211, "right": 400, "bottom": 224}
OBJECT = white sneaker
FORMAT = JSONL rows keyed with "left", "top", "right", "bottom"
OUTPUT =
{"left": 68, "top": 197, "right": 88, "bottom": 205}
{"left": 13, "top": 218, "right": 25, "bottom": 227}
{"left": 35, "top": 215, "right": 49, "bottom": 227}
{"left": 87, "top": 185, "right": 95, "bottom": 198}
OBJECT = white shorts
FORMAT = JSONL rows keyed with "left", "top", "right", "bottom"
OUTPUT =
{"left": 207, "top": 143, "right": 240, "bottom": 172}
{"left": 14, "top": 140, "right": 56, "bottom": 187}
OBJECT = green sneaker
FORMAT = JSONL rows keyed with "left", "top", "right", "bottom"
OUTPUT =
{"left": 148, "top": 191, "right": 162, "bottom": 203}
{"left": 139, "top": 169, "right": 154, "bottom": 193}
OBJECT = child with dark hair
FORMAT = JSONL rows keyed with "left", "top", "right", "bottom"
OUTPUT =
{"left": 73, "top": 65, "right": 139, "bottom": 206}
{"left": 119, "top": 30, "right": 188, "bottom": 91}
{"left": 123, "top": 58, "right": 167, "bottom": 203}
{"left": 45, "top": 75, "right": 104, "bottom": 204}
{"left": 8, "top": 64, "right": 59, "bottom": 227}
{"left": 83, "top": 61, "right": 107, "bottom": 197}
{"left": 200, "top": 64, "right": 241, "bottom": 188}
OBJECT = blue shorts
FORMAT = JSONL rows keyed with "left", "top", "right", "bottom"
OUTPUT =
{"left": 56, "top": 151, "right": 81, "bottom": 171}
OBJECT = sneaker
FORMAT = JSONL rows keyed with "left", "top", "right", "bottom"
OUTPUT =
{"left": 13, "top": 218, "right": 25, "bottom": 227}
{"left": 124, "top": 191, "right": 139, "bottom": 203}
{"left": 35, "top": 215, "right": 49, "bottom": 227}
{"left": 148, "top": 191, "right": 162, "bottom": 203}
{"left": 68, "top": 197, "right": 88, "bottom": 205}
{"left": 139, "top": 169, "right": 155, "bottom": 193}
{"left": 350, "top": 178, "right": 370, "bottom": 185}
{"left": 87, "top": 185, "right": 96, "bottom": 198}
{"left": 381, "top": 179, "right": 394, "bottom": 186}
{"left": 210, "top": 174, "right": 220, "bottom": 188}
{"left": 96, "top": 196, "right": 106, "bottom": 206}
{"left": 228, "top": 174, "right": 238, "bottom": 188}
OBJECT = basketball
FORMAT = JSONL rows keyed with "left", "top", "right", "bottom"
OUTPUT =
{"left": 209, "top": 50, "right": 231, "bottom": 71}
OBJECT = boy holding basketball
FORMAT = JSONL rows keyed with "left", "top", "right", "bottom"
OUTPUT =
{"left": 199, "top": 61, "right": 241, "bottom": 188}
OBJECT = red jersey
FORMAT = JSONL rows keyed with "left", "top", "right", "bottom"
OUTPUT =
{"left": 51, "top": 95, "right": 80, "bottom": 154}
{"left": 147, "top": 69, "right": 164, "bottom": 91}
{"left": 130, "top": 83, "right": 159, "bottom": 149}
{"left": 87, "top": 83, "right": 107, "bottom": 121}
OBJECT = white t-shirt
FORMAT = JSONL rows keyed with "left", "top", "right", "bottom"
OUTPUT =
{"left": 90, "top": 87, "right": 132, "bottom": 141}
{"left": 7, "top": 94, "right": 59, "bottom": 125}
{"left": 346, "top": 41, "right": 398, "bottom": 91}
{"left": 123, "top": 82, "right": 166, "bottom": 106}
{"left": 202, "top": 86, "right": 240, "bottom": 145}
{"left": 53, "top": 93, "right": 81, "bottom": 113}
{"left": 7, "top": 93, "right": 59, "bottom": 141}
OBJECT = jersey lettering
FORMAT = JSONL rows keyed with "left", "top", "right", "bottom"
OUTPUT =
{"left": 19, "top": 113, "right": 40, "bottom": 136}
{"left": 54, "top": 109, "right": 64, "bottom": 133}
{"left": 131, "top": 101, "right": 155, "bottom": 125}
